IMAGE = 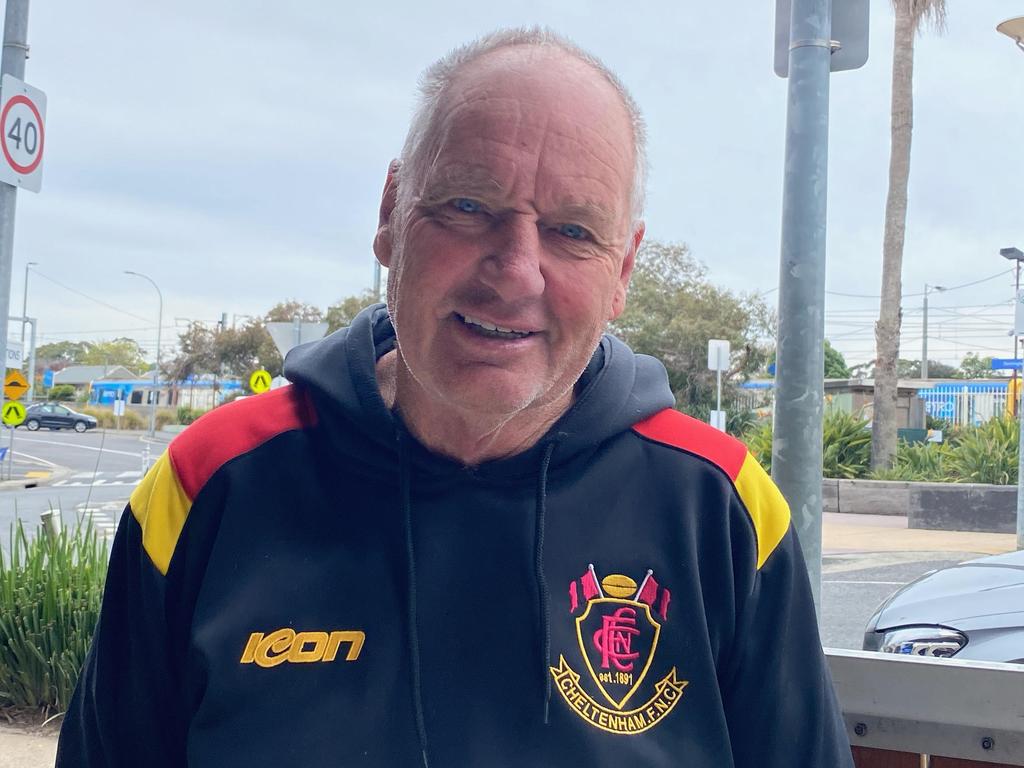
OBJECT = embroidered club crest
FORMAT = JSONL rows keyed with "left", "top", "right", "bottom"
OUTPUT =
{"left": 551, "top": 564, "right": 688, "bottom": 735}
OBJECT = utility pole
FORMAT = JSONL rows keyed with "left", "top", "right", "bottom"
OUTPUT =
{"left": 0, "top": 0, "right": 31, "bottom": 385}
{"left": 19, "top": 259, "right": 34, "bottom": 351}
{"left": 772, "top": 0, "right": 832, "bottom": 612}
{"left": 922, "top": 284, "right": 929, "bottom": 380}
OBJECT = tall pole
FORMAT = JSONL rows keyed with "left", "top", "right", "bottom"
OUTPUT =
{"left": 922, "top": 284, "right": 929, "bottom": 379}
{"left": 125, "top": 271, "right": 162, "bottom": 436}
{"left": 25, "top": 315, "right": 34, "bottom": 401}
{"left": 0, "top": 0, "right": 31, "bottom": 385}
{"left": 1014, "top": 263, "right": 1020, "bottom": 416}
{"left": 772, "top": 0, "right": 832, "bottom": 612}
{"left": 373, "top": 261, "right": 382, "bottom": 303}
{"left": 19, "top": 260, "right": 34, "bottom": 351}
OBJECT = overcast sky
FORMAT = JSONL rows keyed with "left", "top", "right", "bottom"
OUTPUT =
{"left": 8, "top": 1, "right": 1024, "bottom": 368}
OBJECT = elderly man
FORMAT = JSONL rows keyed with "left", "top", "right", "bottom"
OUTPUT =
{"left": 58, "top": 28, "right": 853, "bottom": 767}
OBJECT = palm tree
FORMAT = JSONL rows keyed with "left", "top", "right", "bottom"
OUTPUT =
{"left": 871, "top": 0, "right": 947, "bottom": 469}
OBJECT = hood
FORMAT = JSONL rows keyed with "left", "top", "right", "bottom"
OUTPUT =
{"left": 874, "top": 550, "right": 1024, "bottom": 631}
{"left": 282, "top": 303, "right": 675, "bottom": 478}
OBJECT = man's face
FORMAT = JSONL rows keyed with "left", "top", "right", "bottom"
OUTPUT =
{"left": 377, "top": 48, "right": 643, "bottom": 421}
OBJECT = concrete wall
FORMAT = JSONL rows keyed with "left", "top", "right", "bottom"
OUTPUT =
{"left": 822, "top": 479, "right": 1016, "bottom": 534}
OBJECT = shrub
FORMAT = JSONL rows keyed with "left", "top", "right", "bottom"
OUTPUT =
{"left": 945, "top": 416, "right": 1018, "bottom": 485}
{"left": 0, "top": 513, "right": 108, "bottom": 715}
{"left": 821, "top": 411, "right": 871, "bottom": 479}
{"left": 77, "top": 406, "right": 147, "bottom": 430}
{"left": 743, "top": 421, "right": 773, "bottom": 473}
{"left": 47, "top": 385, "right": 75, "bottom": 402}
{"left": 869, "top": 441, "right": 948, "bottom": 482}
{"left": 176, "top": 406, "right": 206, "bottom": 425}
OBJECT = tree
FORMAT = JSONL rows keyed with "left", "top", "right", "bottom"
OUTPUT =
{"left": 326, "top": 290, "right": 378, "bottom": 333}
{"left": 611, "top": 241, "right": 772, "bottom": 415}
{"left": 264, "top": 300, "right": 323, "bottom": 323}
{"left": 79, "top": 338, "right": 147, "bottom": 372}
{"left": 958, "top": 352, "right": 993, "bottom": 379}
{"left": 823, "top": 340, "right": 851, "bottom": 379}
{"left": 871, "top": 0, "right": 947, "bottom": 470}
{"left": 36, "top": 341, "right": 91, "bottom": 369}
{"left": 895, "top": 358, "right": 957, "bottom": 378}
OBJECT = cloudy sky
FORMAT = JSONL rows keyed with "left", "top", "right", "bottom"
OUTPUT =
{"left": 8, "top": 1, "right": 1024, "bottom": 368}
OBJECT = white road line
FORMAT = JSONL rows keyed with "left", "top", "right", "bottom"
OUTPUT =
{"left": 11, "top": 436, "right": 143, "bottom": 458}
{"left": 823, "top": 580, "right": 906, "bottom": 586}
{"left": 71, "top": 472, "right": 96, "bottom": 479}
{"left": 5, "top": 449, "right": 58, "bottom": 468}
{"left": 116, "top": 470, "right": 142, "bottom": 478}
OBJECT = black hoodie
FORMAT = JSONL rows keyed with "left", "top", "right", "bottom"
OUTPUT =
{"left": 58, "top": 305, "right": 853, "bottom": 767}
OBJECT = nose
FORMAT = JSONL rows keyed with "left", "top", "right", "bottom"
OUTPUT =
{"left": 477, "top": 215, "right": 546, "bottom": 302}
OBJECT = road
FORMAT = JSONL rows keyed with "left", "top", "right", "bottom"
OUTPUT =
{"left": 0, "top": 429, "right": 160, "bottom": 552}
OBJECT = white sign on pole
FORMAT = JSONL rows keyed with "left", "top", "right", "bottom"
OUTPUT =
{"left": 265, "top": 322, "right": 329, "bottom": 359}
{"left": 5, "top": 340, "right": 21, "bottom": 368}
{"left": 113, "top": 399, "right": 126, "bottom": 417}
{"left": 707, "top": 339, "right": 730, "bottom": 372}
{"left": 0, "top": 75, "right": 45, "bottom": 193}
{"left": 709, "top": 410, "right": 727, "bottom": 432}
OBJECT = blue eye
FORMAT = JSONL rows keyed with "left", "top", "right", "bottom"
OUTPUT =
{"left": 452, "top": 198, "right": 482, "bottom": 213}
{"left": 558, "top": 223, "right": 587, "bottom": 240}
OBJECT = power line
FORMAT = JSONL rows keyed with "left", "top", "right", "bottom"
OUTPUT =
{"left": 822, "top": 268, "right": 1014, "bottom": 300}
{"left": 31, "top": 270, "right": 152, "bottom": 323}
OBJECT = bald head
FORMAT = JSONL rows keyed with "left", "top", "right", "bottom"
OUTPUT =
{"left": 395, "top": 28, "right": 647, "bottom": 226}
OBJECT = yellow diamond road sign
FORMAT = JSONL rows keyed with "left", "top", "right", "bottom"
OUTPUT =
{"left": 2, "top": 400, "right": 25, "bottom": 426}
{"left": 4, "top": 370, "right": 27, "bottom": 400}
{"left": 249, "top": 369, "right": 271, "bottom": 394}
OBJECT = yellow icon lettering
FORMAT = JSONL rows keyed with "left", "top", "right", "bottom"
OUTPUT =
{"left": 254, "top": 628, "right": 296, "bottom": 668}
{"left": 324, "top": 630, "right": 366, "bottom": 662}
{"left": 288, "top": 631, "right": 329, "bottom": 663}
{"left": 241, "top": 628, "right": 366, "bottom": 666}
{"left": 240, "top": 632, "right": 263, "bottom": 663}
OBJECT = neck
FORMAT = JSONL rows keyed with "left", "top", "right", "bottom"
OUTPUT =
{"left": 376, "top": 350, "right": 572, "bottom": 465}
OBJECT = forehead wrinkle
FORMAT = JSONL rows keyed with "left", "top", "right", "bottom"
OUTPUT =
{"left": 420, "top": 164, "right": 504, "bottom": 204}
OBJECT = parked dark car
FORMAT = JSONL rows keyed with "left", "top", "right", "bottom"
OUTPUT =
{"left": 21, "top": 403, "right": 98, "bottom": 433}
{"left": 863, "top": 550, "right": 1024, "bottom": 664}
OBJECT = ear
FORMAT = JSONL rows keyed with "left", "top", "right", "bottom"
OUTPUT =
{"left": 608, "top": 222, "right": 644, "bottom": 321}
{"left": 372, "top": 159, "right": 401, "bottom": 268}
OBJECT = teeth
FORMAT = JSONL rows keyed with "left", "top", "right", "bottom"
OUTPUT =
{"left": 460, "top": 314, "right": 531, "bottom": 338}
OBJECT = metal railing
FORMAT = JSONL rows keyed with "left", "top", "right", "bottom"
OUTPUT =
{"left": 828, "top": 649, "right": 1024, "bottom": 766}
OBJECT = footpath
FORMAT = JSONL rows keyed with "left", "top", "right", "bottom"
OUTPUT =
{"left": 0, "top": 512, "right": 1017, "bottom": 767}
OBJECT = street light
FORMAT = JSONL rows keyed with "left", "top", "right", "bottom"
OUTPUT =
{"left": 997, "top": 17, "right": 1024, "bottom": 53}
{"left": 124, "top": 271, "right": 163, "bottom": 437}
{"left": 19, "top": 261, "right": 36, "bottom": 351}
{"left": 921, "top": 283, "right": 945, "bottom": 379}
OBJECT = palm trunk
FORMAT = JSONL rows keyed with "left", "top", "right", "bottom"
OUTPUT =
{"left": 872, "top": 7, "right": 915, "bottom": 470}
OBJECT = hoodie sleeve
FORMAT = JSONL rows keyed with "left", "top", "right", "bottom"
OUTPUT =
{"left": 720, "top": 455, "right": 854, "bottom": 768}
{"left": 56, "top": 453, "right": 192, "bottom": 767}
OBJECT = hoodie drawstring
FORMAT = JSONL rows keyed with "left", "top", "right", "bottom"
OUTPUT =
{"left": 534, "top": 441, "right": 557, "bottom": 725}
{"left": 398, "top": 431, "right": 431, "bottom": 768}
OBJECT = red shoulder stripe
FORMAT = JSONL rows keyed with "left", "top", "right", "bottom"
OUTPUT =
{"left": 168, "top": 385, "right": 316, "bottom": 500}
{"left": 632, "top": 408, "right": 747, "bottom": 481}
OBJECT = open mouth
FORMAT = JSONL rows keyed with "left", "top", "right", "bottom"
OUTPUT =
{"left": 456, "top": 313, "right": 533, "bottom": 340}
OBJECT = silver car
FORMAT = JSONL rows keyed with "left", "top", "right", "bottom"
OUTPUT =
{"left": 862, "top": 550, "right": 1024, "bottom": 664}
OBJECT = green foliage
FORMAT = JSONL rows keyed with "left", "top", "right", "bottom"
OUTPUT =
{"left": 326, "top": 291, "right": 378, "bottom": 333}
{"left": 79, "top": 338, "right": 147, "bottom": 372}
{"left": 944, "top": 416, "right": 1018, "bottom": 485}
{"left": 264, "top": 300, "right": 323, "bottom": 323}
{"left": 743, "top": 421, "right": 773, "bottom": 474}
{"left": 821, "top": 411, "right": 872, "bottom": 479}
{"left": 869, "top": 441, "right": 947, "bottom": 481}
{"left": 0, "top": 514, "right": 108, "bottom": 714}
{"left": 176, "top": 406, "right": 206, "bottom": 425}
{"left": 611, "top": 241, "right": 773, "bottom": 413}
{"left": 823, "top": 340, "right": 851, "bottom": 379}
{"left": 958, "top": 352, "right": 994, "bottom": 380}
{"left": 47, "top": 385, "right": 75, "bottom": 402}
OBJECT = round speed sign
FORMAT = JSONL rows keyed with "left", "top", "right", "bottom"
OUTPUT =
{"left": 2, "top": 94, "right": 43, "bottom": 175}
{"left": 0, "top": 75, "right": 46, "bottom": 192}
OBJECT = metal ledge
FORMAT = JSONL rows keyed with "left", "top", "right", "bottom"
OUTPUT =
{"left": 827, "top": 649, "right": 1024, "bottom": 765}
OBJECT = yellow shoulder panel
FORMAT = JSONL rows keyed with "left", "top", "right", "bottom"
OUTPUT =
{"left": 733, "top": 452, "right": 791, "bottom": 570}
{"left": 129, "top": 451, "right": 193, "bottom": 576}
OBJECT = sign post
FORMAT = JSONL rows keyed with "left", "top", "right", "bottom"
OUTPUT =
{"left": 707, "top": 339, "right": 730, "bottom": 431}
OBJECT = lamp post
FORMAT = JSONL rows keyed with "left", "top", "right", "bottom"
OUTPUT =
{"left": 921, "top": 283, "right": 945, "bottom": 379}
{"left": 19, "top": 261, "right": 35, "bottom": 351}
{"left": 1001, "top": 247, "right": 1024, "bottom": 551}
{"left": 124, "top": 271, "right": 163, "bottom": 437}
{"left": 997, "top": 17, "right": 1024, "bottom": 53}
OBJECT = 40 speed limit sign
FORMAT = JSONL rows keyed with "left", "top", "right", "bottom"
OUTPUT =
{"left": 0, "top": 75, "right": 46, "bottom": 193}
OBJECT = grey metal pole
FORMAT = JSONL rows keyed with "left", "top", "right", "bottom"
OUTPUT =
{"left": 25, "top": 315, "right": 34, "bottom": 401}
{"left": 1018, "top": 376, "right": 1024, "bottom": 550}
{"left": 922, "top": 285, "right": 928, "bottom": 379}
{"left": 0, "top": 0, "right": 31, "bottom": 388}
{"left": 125, "top": 271, "right": 162, "bottom": 436}
{"left": 373, "top": 261, "right": 382, "bottom": 303}
{"left": 771, "top": 0, "right": 832, "bottom": 612}
{"left": 19, "top": 260, "right": 33, "bottom": 351}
